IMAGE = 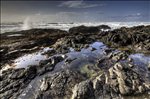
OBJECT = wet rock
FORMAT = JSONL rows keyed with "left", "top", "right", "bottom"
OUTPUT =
{"left": 148, "top": 63, "right": 150, "bottom": 70}
{"left": 71, "top": 80, "right": 95, "bottom": 99}
{"left": 38, "top": 55, "right": 66, "bottom": 75}
{"left": 98, "top": 25, "right": 150, "bottom": 53}
{"left": 97, "top": 25, "right": 111, "bottom": 30}
{"left": 64, "top": 58, "right": 77, "bottom": 64}
{"left": 53, "top": 36, "right": 95, "bottom": 53}
{"left": 0, "top": 66, "right": 38, "bottom": 98}
{"left": 34, "top": 70, "right": 85, "bottom": 99}
{"left": 0, "top": 28, "right": 68, "bottom": 66}
{"left": 128, "top": 57, "right": 133, "bottom": 62}
{"left": 138, "top": 86, "right": 145, "bottom": 93}
{"left": 39, "top": 59, "right": 50, "bottom": 66}
{"left": 110, "top": 51, "right": 128, "bottom": 61}
{"left": 69, "top": 25, "right": 111, "bottom": 34}
{"left": 25, "top": 66, "right": 37, "bottom": 79}
{"left": 107, "top": 62, "right": 148, "bottom": 95}
{"left": 9, "top": 68, "right": 25, "bottom": 79}
{"left": 40, "top": 78, "right": 49, "bottom": 91}
{"left": 41, "top": 49, "right": 56, "bottom": 56}
{"left": 104, "top": 48, "right": 115, "bottom": 54}
{"left": 90, "top": 59, "right": 150, "bottom": 98}
{"left": 0, "top": 25, "right": 150, "bottom": 99}
{"left": 69, "top": 25, "right": 100, "bottom": 34}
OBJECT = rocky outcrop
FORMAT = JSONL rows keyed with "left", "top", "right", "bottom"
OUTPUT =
{"left": 72, "top": 60, "right": 150, "bottom": 99}
{"left": 71, "top": 80, "right": 95, "bottom": 99}
{"left": 98, "top": 25, "right": 150, "bottom": 53}
{"left": 0, "top": 29, "right": 68, "bottom": 68}
{"left": 33, "top": 70, "right": 85, "bottom": 99}
{"left": 69, "top": 25, "right": 99, "bottom": 34}
{"left": 0, "top": 55, "right": 66, "bottom": 98}
{"left": 0, "top": 25, "right": 150, "bottom": 99}
{"left": 106, "top": 62, "right": 149, "bottom": 95}
{"left": 69, "top": 25, "right": 111, "bottom": 34}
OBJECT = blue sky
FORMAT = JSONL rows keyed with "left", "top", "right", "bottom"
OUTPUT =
{"left": 1, "top": 0, "right": 150, "bottom": 22}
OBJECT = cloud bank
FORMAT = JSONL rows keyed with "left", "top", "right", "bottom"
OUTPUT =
{"left": 58, "top": 1, "right": 103, "bottom": 8}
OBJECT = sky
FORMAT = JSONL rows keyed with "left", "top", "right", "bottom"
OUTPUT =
{"left": 1, "top": 0, "right": 150, "bottom": 23}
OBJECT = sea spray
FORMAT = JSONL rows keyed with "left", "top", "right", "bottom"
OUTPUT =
{"left": 22, "top": 17, "right": 32, "bottom": 30}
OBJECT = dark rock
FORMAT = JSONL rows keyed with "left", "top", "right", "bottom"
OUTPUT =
{"left": 98, "top": 25, "right": 150, "bottom": 53}
{"left": 34, "top": 70, "right": 85, "bottom": 99}
{"left": 97, "top": 25, "right": 111, "bottom": 30}
{"left": 148, "top": 64, "right": 150, "bottom": 71}
{"left": 0, "top": 25, "right": 150, "bottom": 99}
{"left": 69, "top": 25, "right": 100, "bottom": 34}
{"left": 71, "top": 80, "right": 95, "bottom": 99}
{"left": 106, "top": 62, "right": 148, "bottom": 95}
{"left": 40, "top": 78, "right": 49, "bottom": 91}
{"left": 38, "top": 55, "right": 66, "bottom": 75}
{"left": 0, "top": 28, "right": 68, "bottom": 66}
{"left": 9, "top": 68, "right": 25, "bottom": 79}
{"left": 25, "top": 66, "right": 37, "bottom": 79}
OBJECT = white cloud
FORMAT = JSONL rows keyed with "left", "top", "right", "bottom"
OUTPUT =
{"left": 58, "top": 1, "right": 103, "bottom": 8}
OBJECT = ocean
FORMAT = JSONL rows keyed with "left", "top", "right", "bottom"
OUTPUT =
{"left": 1, "top": 22, "right": 150, "bottom": 34}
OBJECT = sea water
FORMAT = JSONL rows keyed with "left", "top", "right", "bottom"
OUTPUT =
{"left": 1, "top": 22, "right": 150, "bottom": 33}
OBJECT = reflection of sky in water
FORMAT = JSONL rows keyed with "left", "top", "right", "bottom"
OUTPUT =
{"left": 12, "top": 47, "right": 52, "bottom": 68}
{"left": 2, "top": 42, "right": 150, "bottom": 72}
{"left": 11, "top": 42, "right": 150, "bottom": 99}
{"left": 90, "top": 42, "right": 107, "bottom": 50}
{"left": 129, "top": 54, "right": 150, "bottom": 65}
{"left": 55, "top": 42, "right": 107, "bottom": 70}
{"left": 1, "top": 42, "right": 107, "bottom": 71}
{"left": 14, "top": 52, "right": 47, "bottom": 68}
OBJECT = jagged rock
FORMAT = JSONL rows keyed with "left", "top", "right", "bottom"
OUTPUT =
{"left": 0, "top": 25, "right": 150, "bottom": 99}
{"left": 38, "top": 55, "right": 66, "bottom": 75}
{"left": 97, "top": 25, "right": 111, "bottom": 30}
{"left": 69, "top": 25, "right": 111, "bottom": 34}
{"left": 98, "top": 25, "right": 150, "bottom": 53}
{"left": 34, "top": 70, "right": 85, "bottom": 99}
{"left": 0, "top": 28, "right": 68, "bottom": 67}
{"left": 25, "top": 66, "right": 37, "bottom": 79}
{"left": 40, "top": 78, "right": 49, "bottom": 91}
{"left": 71, "top": 80, "right": 95, "bottom": 99}
{"left": 9, "top": 68, "right": 25, "bottom": 79}
{"left": 110, "top": 51, "right": 128, "bottom": 61}
{"left": 148, "top": 63, "right": 150, "bottom": 70}
{"left": 69, "top": 25, "right": 100, "bottom": 34}
{"left": 107, "top": 62, "right": 148, "bottom": 95}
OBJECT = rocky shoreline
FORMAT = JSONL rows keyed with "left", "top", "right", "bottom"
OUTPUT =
{"left": 0, "top": 25, "right": 150, "bottom": 99}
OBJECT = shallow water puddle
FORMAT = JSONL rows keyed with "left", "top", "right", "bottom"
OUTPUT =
{"left": 129, "top": 53, "right": 150, "bottom": 80}
{"left": 0, "top": 47, "right": 52, "bottom": 73}
{"left": 0, "top": 42, "right": 108, "bottom": 72}
{"left": 14, "top": 47, "right": 53, "bottom": 68}
{"left": 90, "top": 42, "right": 107, "bottom": 50}
{"left": 17, "top": 42, "right": 109, "bottom": 99}
{"left": 1, "top": 41, "right": 150, "bottom": 75}
{"left": 15, "top": 42, "right": 150, "bottom": 99}
{"left": 54, "top": 42, "right": 107, "bottom": 70}
{"left": 129, "top": 53, "right": 150, "bottom": 65}
{"left": 14, "top": 52, "right": 47, "bottom": 68}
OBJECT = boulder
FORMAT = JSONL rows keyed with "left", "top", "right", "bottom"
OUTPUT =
{"left": 71, "top": 80, "right": 95, "bottom": 99}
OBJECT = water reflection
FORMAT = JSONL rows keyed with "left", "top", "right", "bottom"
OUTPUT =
{"left": 129, "top": 53, "right": 150, "bottom": 65}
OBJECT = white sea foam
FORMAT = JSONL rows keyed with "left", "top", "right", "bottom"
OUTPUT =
{"left": 1, "top": 22, "right": 150, "bottom": 33}
{"left": 22, "top": 17, "right": 32, "bottom": 30}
